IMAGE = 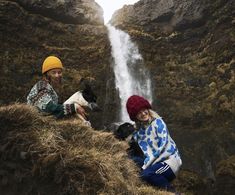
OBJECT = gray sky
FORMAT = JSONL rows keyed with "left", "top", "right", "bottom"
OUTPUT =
{"left": 95, "top": 0, "right": 139, "bottom": 23}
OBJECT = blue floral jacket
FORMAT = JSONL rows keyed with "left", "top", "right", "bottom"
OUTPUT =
{"left": 133, "top": 115, "right": 181, "bottom": 170}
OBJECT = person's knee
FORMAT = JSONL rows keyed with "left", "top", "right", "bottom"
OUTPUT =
{"left": 140, "top": 164, "right": 175, "bottom": 187}
{"left": 141, "top": 168, "right": 155, "bottom": 181}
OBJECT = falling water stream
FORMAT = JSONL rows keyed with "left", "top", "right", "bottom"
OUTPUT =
{"left": 107, "top": 24, "right": 152, "bottom": 122}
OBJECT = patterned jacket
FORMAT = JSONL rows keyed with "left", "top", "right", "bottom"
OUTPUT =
{"left": 133, "top": 113, "right": 181, "bottom": 170}
{"left": 27, "top": 80, "right": 76, "bottom": 118}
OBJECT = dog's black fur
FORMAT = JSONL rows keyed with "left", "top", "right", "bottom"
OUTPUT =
{"left": 114, "top": 122, "right": 144, "bottom": 167}
{"left": 80, "top": 79, "right": 101, "bottom": 112}
{"left": 114, "top": 122, "right": 135, "bottom": 140}
{"left": 82, "top": 84, "right": 97, "bottom": 104}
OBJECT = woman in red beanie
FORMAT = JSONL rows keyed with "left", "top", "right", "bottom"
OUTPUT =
{"left": 126, "top": 95, "right": 182, "bottom": 192}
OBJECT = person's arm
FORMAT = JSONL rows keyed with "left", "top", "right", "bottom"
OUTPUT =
{"left": 44, "top": 98, "right": 87, "bottom": 119}
{"left": 45, "top": 101, "right": 77, "bottom": 118}
{"left": 151, "top": 118, "right": 169, "bottom": 157}
{"left": 28, "top": 80, "right": 88, "bottom": 119}
{"left": 31, "top": 87, "right": 77, "bottom": 118}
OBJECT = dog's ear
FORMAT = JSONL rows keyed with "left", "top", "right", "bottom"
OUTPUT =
{"left": 82, "top": 84, "right": 97, "bottom": 103}
{"left": 84, "top": 83, "right": 92, "bottom": 91}
{"left": 79, "top": 77, "right": 85, "bottom": 84}
{"left": 79, "top": 78, "right": 93, "bottom": 91}
{"left": 79, "top": 78, "right": 86, "bottom": 90}
{"left": 79, "top": 77, "right": 98, "bottom": 103}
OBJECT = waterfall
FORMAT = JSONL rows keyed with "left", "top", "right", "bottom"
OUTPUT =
{"left": 107, "top": 24, "right": 152, "bottom": 122}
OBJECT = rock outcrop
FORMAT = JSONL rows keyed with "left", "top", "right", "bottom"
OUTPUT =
{"left": 111, "top": 0, "right": 235, "bottom": 194}
{"left": 111, "top": 0, "right": 226, "bottom": 32}
{"left": 14, "top": 0, "right": 103, "bottom": 25}
{"left": 1, "top": 0, "right": 235, "bottom": 194}
{"left": 214, "top": 155, "right": 235, "bottom": 195}
{"left": 0, "top": 104, "right": 172, "bottom": 195}
{"left": 0, "top": 0, "right": 112, "bottom": 128}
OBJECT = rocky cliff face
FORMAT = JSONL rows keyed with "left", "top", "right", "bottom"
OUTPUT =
{"left": 0, "top": 0, "right": 113, "bottom": 128}
{"left": 111, "top": 0, "right": 235, "bottom": 194}
{"left": 1, "top": 0, "right": 235, "bottom": 194}
{"left": 111, "top": 0, "right": 225, "bottom": 32}
{"left": 14, "top": 0, "right": 103, "bottom": 25}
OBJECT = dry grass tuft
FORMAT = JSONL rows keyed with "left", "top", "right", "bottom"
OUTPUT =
{"left": 0, "top": 104, "right": 172, "bottom": 195}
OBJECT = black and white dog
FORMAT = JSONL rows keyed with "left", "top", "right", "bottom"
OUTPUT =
{"left": 114, "top": 122, "right": 144, "bottom": 167}
{"left": 64, "top": 81, "right": 101, "bottom": 126}
{"left": 114, "top": 122, "right": 135, "bottom": 140}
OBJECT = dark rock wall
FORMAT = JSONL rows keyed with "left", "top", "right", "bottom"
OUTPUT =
{"left": 13, "top": 0, "right": 104, "bottom": 25}
{"left": 1, "top": 0, "right": 235, "bottom": 193}
{"left": 111, "top": 0, "right": 230, "bottom": 33}
{"left": 111, "top": 0, "right": 235, "bottom": 194}
{"left": 0, "top": 0, "right": 113, "bottom": 128}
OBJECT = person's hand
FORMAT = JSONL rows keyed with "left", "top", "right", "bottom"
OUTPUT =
{"left": 75, "top": 103, "right": 88, "bottom": 120}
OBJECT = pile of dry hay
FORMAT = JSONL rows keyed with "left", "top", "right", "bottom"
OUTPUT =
{"left": 0, "top": 104, "right": 172, "bottom": 195}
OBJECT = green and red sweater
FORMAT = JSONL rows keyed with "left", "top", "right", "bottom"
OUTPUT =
{"left": 27, "top": 80, "right": 76, "bottom": 118}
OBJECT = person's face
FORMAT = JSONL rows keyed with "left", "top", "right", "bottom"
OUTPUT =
{"left": 136, "top": 108, "right": 150, "bottom": 122}
{"left": 46, "top": 68, "right": 62, "bottom": 87}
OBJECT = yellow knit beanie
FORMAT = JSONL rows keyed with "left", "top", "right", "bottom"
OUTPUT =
{"left": 42, "top": 56, "right": 63, "bottom": 74}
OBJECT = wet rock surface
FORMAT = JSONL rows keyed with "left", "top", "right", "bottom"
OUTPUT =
{"left": 111, "top": 0, "right": 235, "bottom": 194}
{"left": 111, "top": 0, "right": 229, "bottom": 33}
{"left": 13, "top": 0, "right": 104, "bottom": 25}
{"left": 1, "top": 0, "right": 235, "bottom": 194}
{"left": 0, "top": 0, "right": 112, "bottom": 128}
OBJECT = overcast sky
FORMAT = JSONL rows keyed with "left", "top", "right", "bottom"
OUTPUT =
{"left": 95, "top": 0, "right": 139, "bottom": 23}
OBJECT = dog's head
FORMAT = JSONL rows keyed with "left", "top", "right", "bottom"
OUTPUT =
{"left": 80, "top": 79, "right": 101, "bottom": 112}
{"left": 114, "top": 122, "right": 135, "bottom": 141}
{"left": 82, "top": 84, "right": 97, "bottom": 103}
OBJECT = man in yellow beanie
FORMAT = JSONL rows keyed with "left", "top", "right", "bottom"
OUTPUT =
{"left": 27, "top": 56, "right": 87, "bottom": 119}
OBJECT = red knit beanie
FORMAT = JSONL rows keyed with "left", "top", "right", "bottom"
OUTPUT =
{"left": 126, "top": 95, "right": 152, "bottom": 121}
